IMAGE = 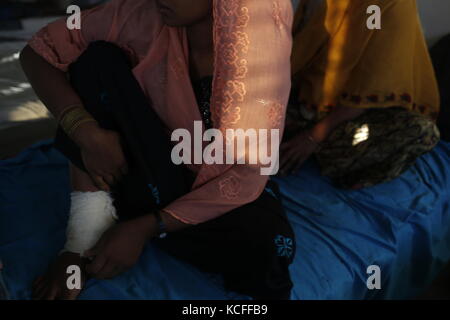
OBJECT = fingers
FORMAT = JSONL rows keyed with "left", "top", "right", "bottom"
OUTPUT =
{"left": 94, "top": 259, "right": 121, "bottom": 279}
{"left": 33, "top": 277, "right": 58, "bottom": 301}
{"left": 32, "top": 278, "right": 44, "bottom": 297}
{"left": 103, "top": 174, "right": 116, "bottom": 187}
{"left": 281, "top": 156, "right": 297, "bottom": 175}
{"left": 293, "top": 157, "right": 305, "bottom": 174}
{"left": 279, "top": 150, "right": 296, "bottom": 174}
{"left": 32, "top": 277, "right": 47, "bottom": 300}
{"left": 85, "top": 253, "right": 108, "bottom": 277}
{"left": 280, "top": 152, "right": 301, "bottom": 176}
{"left": 86, "top": 248, "right": 124, "bottom": 279}
{"left": 103, "top": 163, "right": 128, "bottom": 186}
{"left": 85, "top": 239, "right": 125, "bottom": 279}
{"left": 84, "top": 241, "right": 101, "bottom": 259}
{"left": 91, "top": 167, "right": 127, "bottom": 190}
{"left": 61, "top": 289, "right": 81, "bottom": 301}
{"left": 111, "top": 158, "right": 128, "bottom": 183}
{"left": 85, "top": 234, "right": 106, "bottom": 265}
{"left": 32, "top": 276, "right": 44, "bottom": 289}
{"left": 34, "top": 285, "right": 48, "bottom": 300}
{"left": 44, "top": 286, "right": 58, "bottom": 300}
{"left": 91, "top": 175, "right": 110, "bottom": 191}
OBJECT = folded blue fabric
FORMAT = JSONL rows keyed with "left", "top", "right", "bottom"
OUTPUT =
{"left": 1, "top": 140, "right": 450, "bottom": 300}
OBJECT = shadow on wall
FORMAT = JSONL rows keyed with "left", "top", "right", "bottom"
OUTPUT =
{"left": 417, "top": 0, "right": 450, "bottom": 46}
{"left": 431, "top": 35, "right": 450, "bottom": 142}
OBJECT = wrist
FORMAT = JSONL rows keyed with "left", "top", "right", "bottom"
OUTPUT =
{"left": 72, "top": 121, "right": 102, "bottom": 149}
{"left": 59, "top": 106, "right": 99, "bottom": 147}
{"left": 153, "top": 210, "right": 169, "bottom": 239}
{"left": 135, "top": 214, "right": 159, "bottom": 241}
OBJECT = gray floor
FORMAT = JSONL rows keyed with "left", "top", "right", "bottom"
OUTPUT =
{"left": 0, "top": 18, "right": 60, "bottom": 159}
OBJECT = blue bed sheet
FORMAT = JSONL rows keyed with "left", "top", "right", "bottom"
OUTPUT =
{"left": 1, "top": 140, "right": 450, "bottom": 300}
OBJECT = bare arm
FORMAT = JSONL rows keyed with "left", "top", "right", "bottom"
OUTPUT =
{"left": 280, "top": 105, "right": 366, "bottom": 175}
{"left": 20, "top": 45, "right": 127, "bottom": 189}
{"left": 310, "top": 105, "right": 366, "bottom": 144}
{"left": 20, "top": 45, "right": 97, "bottom": 147}
{"left": 20, "top": 45, "right": 81, "bottom": 119}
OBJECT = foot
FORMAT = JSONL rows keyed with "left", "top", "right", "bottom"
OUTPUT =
{"left": 32, "top": 252, "right": 88, "bottom": 300}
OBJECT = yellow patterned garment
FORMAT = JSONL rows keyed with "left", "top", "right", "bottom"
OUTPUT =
{"left": 290, "top": 0, "right": 440, "bottom": 121}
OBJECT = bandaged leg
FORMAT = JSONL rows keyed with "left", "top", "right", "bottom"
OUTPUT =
{"left": 64, "top": 191, "right": 118, "bottom": 256}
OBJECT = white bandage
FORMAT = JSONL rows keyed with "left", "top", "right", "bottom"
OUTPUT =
{"left": 64, "top": 191, "right": 118, "bottom": 256}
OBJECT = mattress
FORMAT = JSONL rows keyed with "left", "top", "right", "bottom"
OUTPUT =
{"left": 1, "top": 139, "right": 449, "bottom": 300}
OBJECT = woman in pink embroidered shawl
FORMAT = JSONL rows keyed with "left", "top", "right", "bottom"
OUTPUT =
{"left": 21, "top": 0, "right": 294, "bottom": 300}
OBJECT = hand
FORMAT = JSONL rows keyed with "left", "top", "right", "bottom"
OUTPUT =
{"left": 84, "top": 215, "right": 157, "bottom": 279}
{"left": 74, "top": 122, "right": 128, "bottom": 191}
{"left": 32, "top": 252, "right": 87, "bottom": 300}
{"left": 279, "top": 130, "right": 320, "bottom": 176}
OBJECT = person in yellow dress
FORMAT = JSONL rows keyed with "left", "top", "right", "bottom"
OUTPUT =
{"left": 281, "top": 0, "right": 440, "bottom": 189}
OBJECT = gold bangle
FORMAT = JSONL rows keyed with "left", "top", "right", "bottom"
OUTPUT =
{"left": 57, "top": 104, "right": 84, "bottom": 122}
{"left": 67, "top": 118, "right": 97, "bottom": 137}
{"left": 60, "top": 107, "right": 97, "bottom": 138}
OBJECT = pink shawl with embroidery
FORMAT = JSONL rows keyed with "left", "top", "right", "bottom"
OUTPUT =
{"left": 29, "top": 0, "right": 293, "bottom": 224}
